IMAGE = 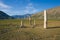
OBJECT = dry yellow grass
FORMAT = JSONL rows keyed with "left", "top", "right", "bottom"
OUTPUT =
{"left": 0, "top": 19, "right": 60, "bottom": 40}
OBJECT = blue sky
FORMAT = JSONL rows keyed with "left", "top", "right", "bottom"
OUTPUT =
{"left": 0, "top": 0, "right": 60, "bottom": 16}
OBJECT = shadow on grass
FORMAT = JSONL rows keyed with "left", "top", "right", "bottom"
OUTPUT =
{"left": 20, "top": 26, "right": 28, "bottom": 28}
{"left": 20, "top": 25, "right": 36, "bottom": 28}
{"left": 47, "top": 26, "right": 60, "bottom": 29}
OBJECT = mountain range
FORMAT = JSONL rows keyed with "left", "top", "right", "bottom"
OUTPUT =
{"left": 0, "top": 6, "right": 60, "bottom": 19}
{"left": 12, "top": 14, "right": 32, "bottom": 19}
{"left": 0, "top": 11, "right": 14, "bottom": 19}
{"left": 32, "top": 6, "right": 60, "bottom": 19}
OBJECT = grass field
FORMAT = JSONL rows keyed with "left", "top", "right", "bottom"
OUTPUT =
{"left": 0, "top": 19, "right": 60, "bottom": 40}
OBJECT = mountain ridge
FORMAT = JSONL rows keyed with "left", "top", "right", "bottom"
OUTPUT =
{"left": 31, "top": 6, "right": 60, "bottom": 19}
{"left": 12, "top": 14, "right": 32, "bottom": 19}
{"left": 0, "top": 11, "right": 14, "bottom": 19}
{"left": 0, "top": 6, "right": 60, "bottom": 19}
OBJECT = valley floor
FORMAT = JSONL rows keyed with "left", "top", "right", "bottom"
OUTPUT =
{"left": 0, "top": 19, "right": 60, "bottom": 40}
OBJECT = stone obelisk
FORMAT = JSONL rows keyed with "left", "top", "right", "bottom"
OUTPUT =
{"left": 44, "top": 10, "right": 47, "bottom": 29}
{"left": 20, "top": 20, "right": 23, "bottom": 27}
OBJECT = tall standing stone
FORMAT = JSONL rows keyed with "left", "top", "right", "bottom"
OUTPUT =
{"left": 44, "top": 10, "right": 47, "bottom": 29}
{"left": 32, "top": 19, "right": 36, "bottom": 28}
{"left": 34, "top": 20, "right": 35, "bottom": 26}
{"left": 20, "top": 20, "right": 23, "bottom": 27}
{"left": 29, "top": 16, "right": 31, "bottom": 25}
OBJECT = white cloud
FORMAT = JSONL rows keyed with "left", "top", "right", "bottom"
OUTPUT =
{"left": 26, "top": 3, "right": 33, "bottom": 9}
{"left": 0, "top": 2, "right": 11, "bottom": 9}
{"left": 0, "top": 1, "right": 13, "bottom": 15}
{"left": 24, "top": 3, "right": 38, "bottom": 14}
{"left": 0, "top": 0, "right": 38, "bottom": 15}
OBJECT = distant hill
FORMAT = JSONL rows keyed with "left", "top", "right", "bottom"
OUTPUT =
{"left": 31, "top": 6, "right": 60, "bottom": 19}
{"left": 1, "top": 6, "right": 60, "bottom": 19}
{"left": 0, "top": 11, "right": 13, "bottom": 19}
{"left": 12, "top": 14, "right": 32, "bottom": 19}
